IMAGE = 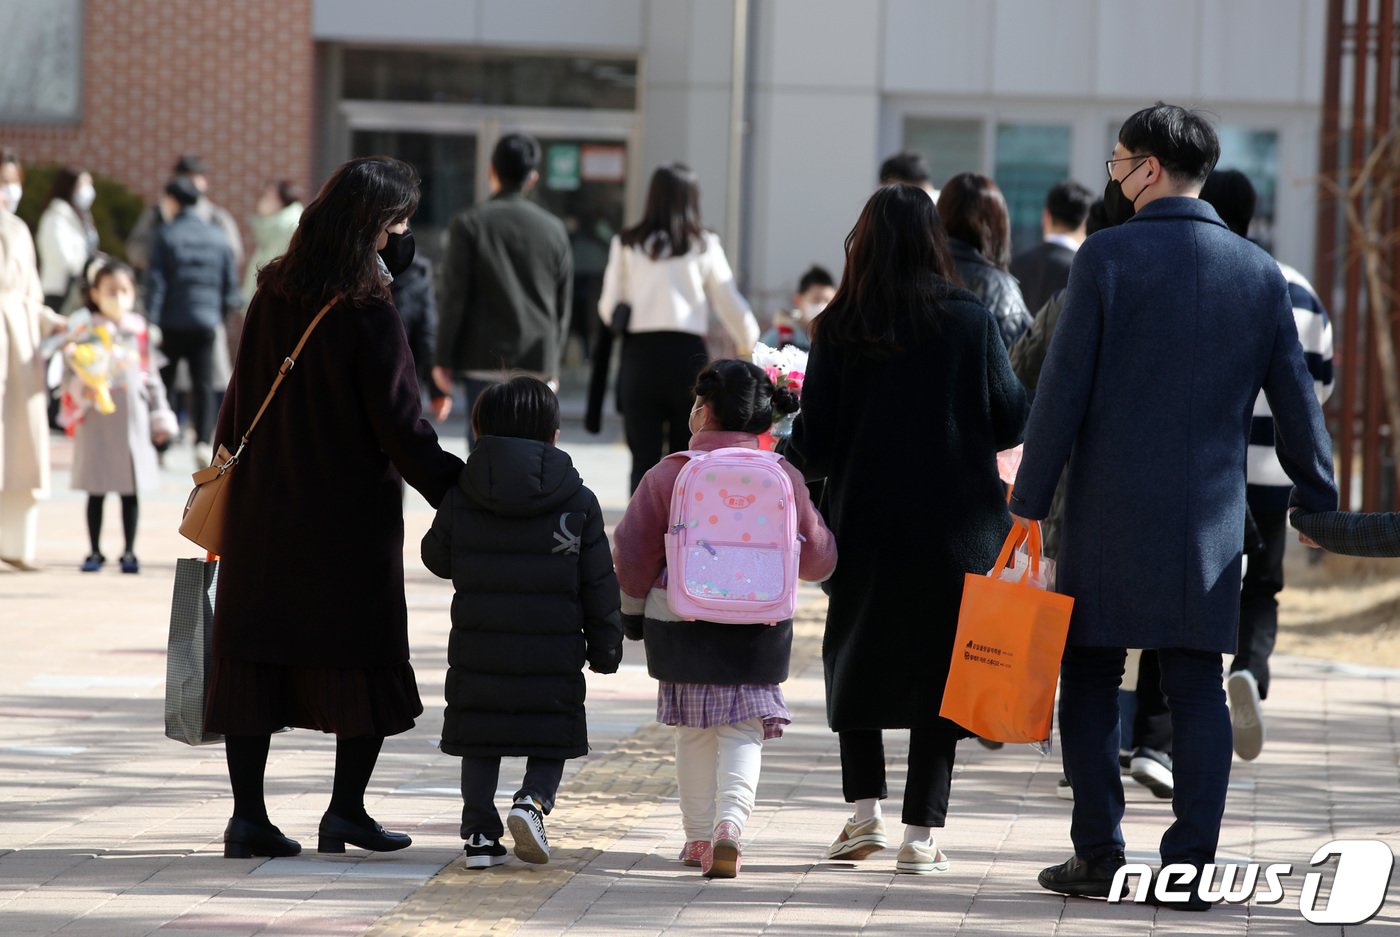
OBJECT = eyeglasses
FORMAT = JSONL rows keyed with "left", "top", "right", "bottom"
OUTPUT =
{"left": 1105, "top": 155, "right": 1150, "bottom": 180}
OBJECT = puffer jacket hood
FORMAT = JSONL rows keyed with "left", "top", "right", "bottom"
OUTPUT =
{"left": 461, "top": 435, "right": 582, "bottom": 517}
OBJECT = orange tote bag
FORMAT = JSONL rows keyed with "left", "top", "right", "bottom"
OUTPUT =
{"left": 940, "top": 522, "right": 1074, "bottom": 743}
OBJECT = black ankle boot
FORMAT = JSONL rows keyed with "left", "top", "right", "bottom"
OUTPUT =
{"left": 223, "top": 817, "right": 301, "bottom": 859}
{"left": 1038, "top": 852, "right": 1127, "bottom": 898}
{"left": 317, "top": 811, "right": 411, "bottom": 854}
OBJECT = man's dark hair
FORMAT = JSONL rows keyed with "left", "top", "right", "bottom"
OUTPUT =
{"left": 1117, "top": 102, "right": 1220, "bottom": 186}
{"left": 1084, "top": 198, "right": 1109, "bottom": 236}
{"left": 164, "top": 176, "right": 200, "bottom": 208}
{"left": 797, "top": 264, "right": 835, "bottom": 294}
{"left": 1045, "top": 180, "right": 1094, "bottom": 230}
{"left": 275, "top": 179, "right": 304, "bottom": 208}
{"left": 1198, "top": 169, "right": 1257, "bottom": 238}
{"left": 491, "top": 133, "right": 542, "bottom": 191}
{"left": 472, "top": 375, "right": 560, "bottom": 442}
{"left": 879, "top": 151, "right": 931, "bottom": 186}
{"left": 174, "top": 153, "right": 207, "bottom": 176}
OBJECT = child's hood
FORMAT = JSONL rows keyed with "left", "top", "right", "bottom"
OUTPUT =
{"left": 459, "top": 436, "right": 584, "bottom": 517}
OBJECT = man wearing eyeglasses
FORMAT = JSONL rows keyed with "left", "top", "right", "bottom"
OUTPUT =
{"left": 1008, "top": 102, "right": 1337, "bottom": 909}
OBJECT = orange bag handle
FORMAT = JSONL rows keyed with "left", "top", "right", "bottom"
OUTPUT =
{"left": 988, "top": 522, "right": 1043, "bottom": 583}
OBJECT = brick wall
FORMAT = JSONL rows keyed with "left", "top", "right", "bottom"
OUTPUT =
{"left": 0, "top": 0, "right": 315, "bottom": 272}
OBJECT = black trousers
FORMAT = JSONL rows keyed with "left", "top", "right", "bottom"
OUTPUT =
{"left": 838, "top": 721, "right": 962, "bottom": 827}
{"left": 1233, "top": 507, "right": 1287, "bottom": 698}
{"left": 159, "top": 327, "right": 218, "bottom": 444}
{"left": 617, "top": 331, "right": 709, "bottom": 492}
{"left": 459, "top": 756, "right": 565, "bottom": 840}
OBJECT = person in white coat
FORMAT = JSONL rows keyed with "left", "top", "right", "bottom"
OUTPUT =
{"left": 1, "top": 179, "right": 66, "bottom": 570}
{"left": 36, "top": 167, "right": 98, "bottom": 311}
{"left": 596, "top": 163, "right": 759, "bottom": 491}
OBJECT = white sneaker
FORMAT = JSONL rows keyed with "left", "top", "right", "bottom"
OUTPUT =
{"left": 506, "top": 798, "right": 550, "bottom": 864}
{"left": 895, "top": 838, "right": 950, "bottom": 874}
{"left": 1227, "top": 669, "right": 1265, "bottom": 760}
{"left": 825, "top": 816, "right": 887, "bottom": 860}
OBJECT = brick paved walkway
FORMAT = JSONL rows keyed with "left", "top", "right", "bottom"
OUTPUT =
{"left": 1, "top": 422, "right": 1397, "bottom": 935}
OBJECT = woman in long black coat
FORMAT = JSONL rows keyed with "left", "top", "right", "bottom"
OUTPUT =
{"left": 204, "top": 157, "right": 463, "bottom": 859}
{"left": 785, "top": 184, "right": 1028, "bottom": 872}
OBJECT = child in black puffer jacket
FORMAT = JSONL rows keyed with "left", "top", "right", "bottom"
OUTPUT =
{"left": 422, "top": 377, "right": 623, "bottom": 870}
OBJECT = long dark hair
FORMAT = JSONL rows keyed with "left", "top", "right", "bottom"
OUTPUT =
{"left": 258, "top": 157, "right": 420, "bottom": 308}
{"left": 620, "top": 163, "right": 708, "bottom": 260}
{"left": 48, "top": 166, "right": 92, "bottom": 225}
{"left": 938, "top": 172, "right": 1012, "bottom": 270}
{"left": 813, "top": 184, "right": 959, "bottom": 357}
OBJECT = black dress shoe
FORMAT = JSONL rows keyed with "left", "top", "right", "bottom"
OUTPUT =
{"left": 1038, "top": 852, "right": 1127, "bottom": 898}
{"left": 317, "top": 811, "right": 412, "bottom": 853}
{"left": 223, "top": 817, "right": 302, "bottom": 859}
{"left": 1145, "top": 868, "right": 1213, "bottom": 911}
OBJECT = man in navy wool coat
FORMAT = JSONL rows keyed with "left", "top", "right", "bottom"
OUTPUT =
{"left": 1009, "top": 103, "right": 1337, "bottom": 910}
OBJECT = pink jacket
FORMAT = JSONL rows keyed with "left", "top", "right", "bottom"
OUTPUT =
{"left": 613, "top": 430, "right": 837, "bottom": 618}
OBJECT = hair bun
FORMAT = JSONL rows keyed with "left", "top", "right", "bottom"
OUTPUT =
{"left": 771, "top": 385, "right": 801, "bottom": 416}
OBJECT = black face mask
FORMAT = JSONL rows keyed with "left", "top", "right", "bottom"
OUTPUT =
{"left": 378, "top": 229, "right": 415, "bottom": 277}
{"left": 1103, "top": 159, "right": 1150, "bottom": 226}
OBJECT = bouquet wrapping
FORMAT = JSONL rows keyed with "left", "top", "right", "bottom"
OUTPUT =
{"left": 751, "top": 341, "right": 807, "bottom": 449}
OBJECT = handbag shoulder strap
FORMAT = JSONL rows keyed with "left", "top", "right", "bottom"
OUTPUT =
{"left": 236, "top": 295, "right": 339, "bottom": 450}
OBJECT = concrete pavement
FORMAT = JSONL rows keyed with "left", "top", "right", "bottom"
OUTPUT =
{"left": 1, "top": 412, "right": 1398, "bottom": 935}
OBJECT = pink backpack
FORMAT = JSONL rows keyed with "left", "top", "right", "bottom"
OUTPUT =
{"left": 662, "top": 447, "right": 800, "bottom": 625}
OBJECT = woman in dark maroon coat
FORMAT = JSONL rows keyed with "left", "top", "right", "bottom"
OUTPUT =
{"left": 204, "top": 157, "right": 463, "bottom": 859}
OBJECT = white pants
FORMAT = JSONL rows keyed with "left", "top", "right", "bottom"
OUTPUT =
{"left": 674, "top": 718, "right": 764, "bottom": 842}
{"left": 0, "top": 488, "right": 38, "bottom": 563}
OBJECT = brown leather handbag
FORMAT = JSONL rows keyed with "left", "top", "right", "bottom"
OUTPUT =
{"left": 179, "top": 297, "right": 339, "bottom": 553}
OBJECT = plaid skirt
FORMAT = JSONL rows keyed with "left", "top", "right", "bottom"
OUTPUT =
{"left": 657, "top": 682, "right": 791, "bottom": 740}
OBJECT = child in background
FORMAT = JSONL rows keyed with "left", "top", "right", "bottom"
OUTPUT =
{"left": 421, "top": 377, "right": 623, "bottom": 870}
{"left": 759, "top": 265, "right": 835, "bottom": 352}
{"left": 67, "top": 260, "right": 175, "bottom": 573}
{"left": 612, "top": 359, "right": 836, "bottom": 878}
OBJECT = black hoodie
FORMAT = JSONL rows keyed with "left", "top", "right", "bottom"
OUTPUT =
{"left": 422, "top": 436, "right": 623, "bottom": 759}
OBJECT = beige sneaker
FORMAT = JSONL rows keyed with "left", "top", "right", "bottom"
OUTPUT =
{"left": 895, "top": 838, "right": 950, "bottom": 874}
{"left": 825, "top": 816, "right": 888, "bottom": 860}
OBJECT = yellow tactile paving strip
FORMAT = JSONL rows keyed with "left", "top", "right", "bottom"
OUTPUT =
{"left": 366, "top": 603, "right": 828, "bottom": 937}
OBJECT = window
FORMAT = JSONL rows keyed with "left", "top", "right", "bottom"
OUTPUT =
{"left": 342, "top": 48, "right": 638, "bottom": 111}
{"left": 995, "top": 124, "right": 1072, "bottom": 259}
{"left": 901, "top": 118, "right": 983, "bottom": 190}
{"left": 1217, "top": 127, "right": 1280, "bottom": 254}
{"left": 0, "top": 0, "right": 82, "bottom": 122}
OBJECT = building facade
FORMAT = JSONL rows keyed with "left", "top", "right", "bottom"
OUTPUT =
{"left": 1, "top": 0, "right": 1327, "bottom": 329}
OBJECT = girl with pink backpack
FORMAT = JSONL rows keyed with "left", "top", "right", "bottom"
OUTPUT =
{"left": 613, "top": 359, "right": 836, "bottom": 879}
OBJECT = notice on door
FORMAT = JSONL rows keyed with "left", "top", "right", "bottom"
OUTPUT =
{"left": 581, "top": 145, "right": 627, "bottom": 183}
{"left": 547, "top": 144, "right": 581, "bottom": 191}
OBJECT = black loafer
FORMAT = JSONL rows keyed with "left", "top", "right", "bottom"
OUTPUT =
{"left": 223, "top": 817, "right": 301, "bottom": 859}
{"left": 1145, "top": 867, "right": 1213, "bottom": 911}
{"left": 1038, "top": 852, "right": 1126, "bottom": 898}
{"left": 317, "top": 811, "right": 412, "bottom": 853}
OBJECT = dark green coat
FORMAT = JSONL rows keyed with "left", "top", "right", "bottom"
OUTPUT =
{"left": 436, "top": 192, "right": 572, "bottom": 376}
{"left": 422, "top": 437, "right": 622, "bottom": 759}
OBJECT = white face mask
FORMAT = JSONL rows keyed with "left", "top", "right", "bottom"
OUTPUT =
{"left": 688, "top": 402, "right": 705, "bottom": 435}
{"left": 1, "top": 183, "right": 20, "bottom": 212}
{"left": 73, "top": 184, "right": 96, "bottom": 211}
{"left": 97, "top": 292, "right": 135, "bottom": 320}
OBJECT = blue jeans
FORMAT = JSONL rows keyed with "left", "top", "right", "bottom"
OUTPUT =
{"left": 1059, "top": 645, "right": 1232, "bottom": 867}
